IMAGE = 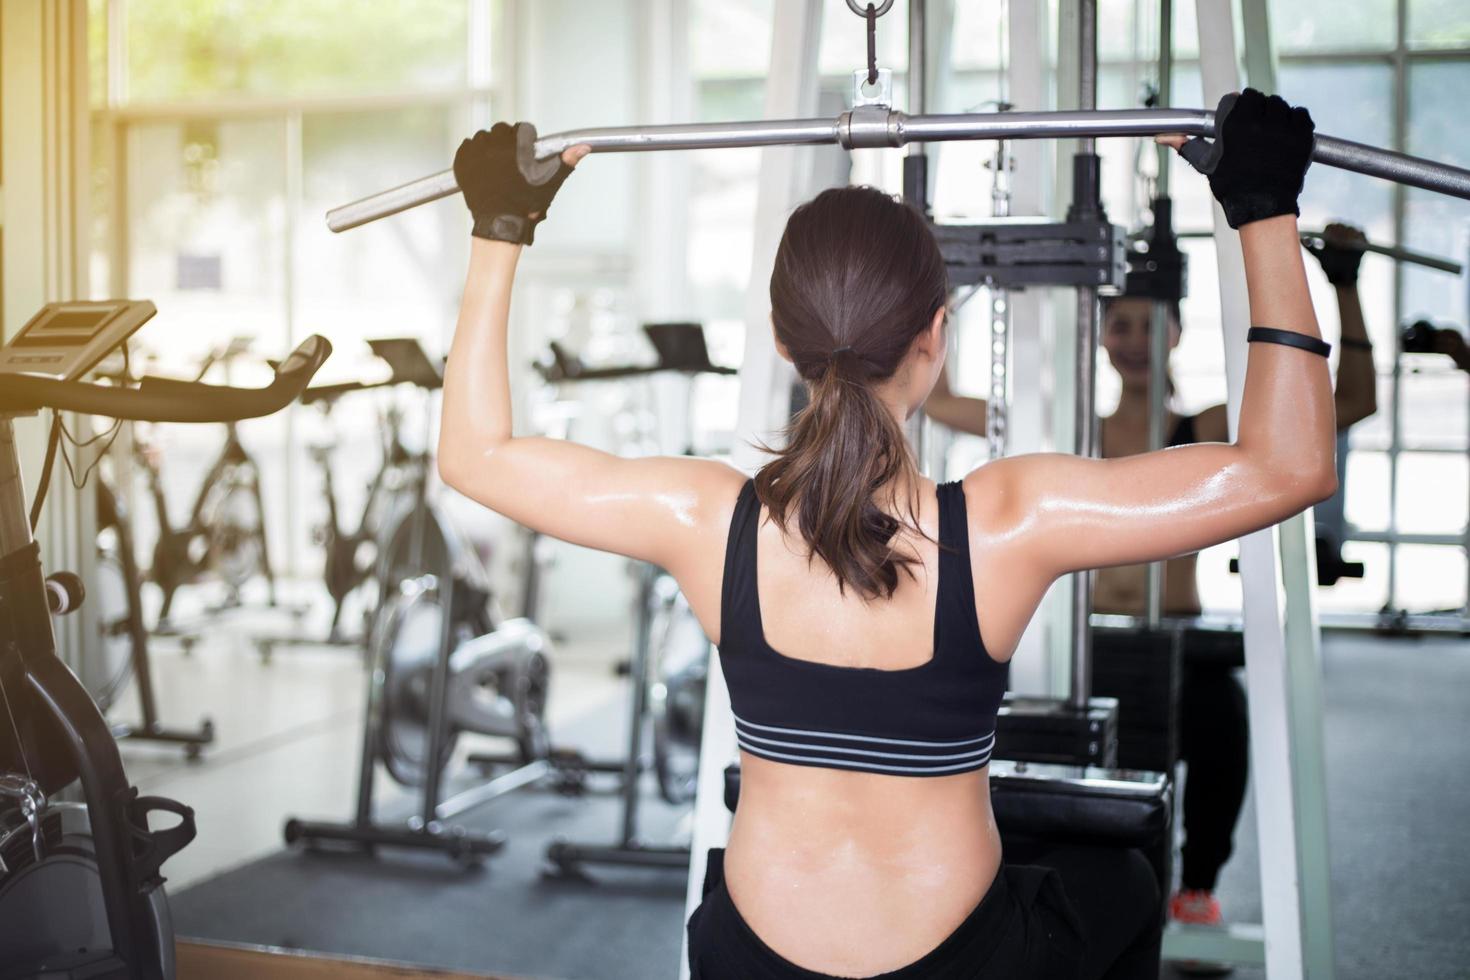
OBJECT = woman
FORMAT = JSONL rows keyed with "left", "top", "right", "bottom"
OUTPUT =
{"left": 926, "top": 223, "right": 1376, "bottom": 940}
{"left": 438, "top": 90, "right": 1334, "bottom": 979}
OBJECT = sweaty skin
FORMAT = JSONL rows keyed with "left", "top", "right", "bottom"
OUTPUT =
{"left": 436, "top": 141, "right": 1337, "bottom": 974}
{"left": 930, "top": 229, "right": 1377, "bottom": 618}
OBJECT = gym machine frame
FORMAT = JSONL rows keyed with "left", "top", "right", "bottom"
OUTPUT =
{"left": 325, "top": 109, "right": 1470, "bottom": 236}
{"left": 316, "top": 1, "right": 1470, "bottom": 973}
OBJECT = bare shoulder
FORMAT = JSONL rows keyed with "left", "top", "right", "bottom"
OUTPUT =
{"left": 666, "top": 455, "right": 749, "bottom": 534}
{"left": 958, "top": 454, "right": 1052, "bottom": 536}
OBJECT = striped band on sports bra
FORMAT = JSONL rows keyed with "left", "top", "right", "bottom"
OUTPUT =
{"left": 733, "top": 713, "right": 996, "bottom": 776}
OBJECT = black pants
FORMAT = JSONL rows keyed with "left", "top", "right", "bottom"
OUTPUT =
{"left": 687, "top": 845, "right": 1161, "bottom": 979}
{"left": 1178, "top": 665, "right": 1250, "bottom": 892}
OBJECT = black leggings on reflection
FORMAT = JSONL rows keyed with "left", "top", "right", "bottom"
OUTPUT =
{"left": 1179, "top": 666, "right": 1251, "bottom": 892}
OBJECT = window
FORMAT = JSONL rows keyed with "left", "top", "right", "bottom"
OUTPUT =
{"left": 91, "top": 1, "right": 497, "bottom": 575}
{"left": 120, "top": 0, "right": 474, "bottom": 102}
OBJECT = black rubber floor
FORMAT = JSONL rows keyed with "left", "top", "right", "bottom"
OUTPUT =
{"left": 175, "top": 633, "right": 1470, "bottom": 980}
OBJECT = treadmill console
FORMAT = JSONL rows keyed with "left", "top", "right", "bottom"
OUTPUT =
{"left": 0, "top": 300, "right": 157, "bottom": 381}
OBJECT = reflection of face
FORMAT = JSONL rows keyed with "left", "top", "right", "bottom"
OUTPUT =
{"left": 1101, "top": 297, "right": 1181, "bottom": 389}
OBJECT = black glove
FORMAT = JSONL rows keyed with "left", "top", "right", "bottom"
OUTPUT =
{"left": 1305, "top": 221, "right": 1367, "bottom": 286}
{"left": 1179, "top": 88, "right": 1315, "bottom": 230}
{"left": 453, "top": 122, "right": 574, "bottom": 245}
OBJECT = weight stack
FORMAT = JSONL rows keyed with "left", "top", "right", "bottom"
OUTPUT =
{"left": 1181, "top": 624, "right": 1245, "bottom": 669}
{"left": 994, "top": 696, "right": 1119, "bottom": 768}
{"left": 1090, "top": 626, "right": 1182, "bottom": 773}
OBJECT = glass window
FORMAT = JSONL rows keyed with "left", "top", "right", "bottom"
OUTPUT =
{"left": 1404, "top": 61, "right": 1470, "bottom": 331}
{"left": 1345, "top": 449, "right": 1391, "bottom": 532}
{"left": 1397, "top": 363, "right": 1469, "bottom": 449}
{"left": 1171, "top": 1, "right": 1201, "bottom": 61}
{"left": 125, "top": 119, "right": 288, "bottom": 368}
{"left": 692, "top": 0, "right": 772, "bottom": 81}
{"left": 88, "top": 0, "right": 108, "bottom": 106}
{"left": 122, "top": 117, "right": 292, "bottom": 568}
{"left": 1395, "top": 451, "right": 1469, "bottom": 535}
{"left": 819, "top": 0, "right": 908, "bottom": 77}
{"left": 298, "top": 105, "right": 470, "bottom": 352}
{"left": 1196, "top": 543, "right": 1242, "bottom": 616}
{"left": 950, "top": 0, "right": 1009, "bottom": 70}
{"left": 122, "top": 0, "right": 473, "bottom": 103}
{"left": 1393, "top": 543, "right": 1468, "bottom": 612}
{"left": 1268, "top": 0, "right": 1397, "bottom": 53}
{"left": 1407, "top": 0, "right": 1470, "bottom": 49}
{"left": 1277, "top": 62, "right": 1396, "bottom": 241}
{"left": 1173, "top": 239, "right": 1230, "bottom": 416}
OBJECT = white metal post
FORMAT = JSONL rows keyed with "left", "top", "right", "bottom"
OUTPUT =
{"left": 1004, "top": 0, "right": 1060, "bottom": 695}
{"left": 634, "top": 0, "right": 692, "bottom": 322}
{"left": 1180, "top": 1, "right": 1336, "bottom": 976}
{"left": 1045, "top": 0, "right": 1083, "bottom": 698}
{"left": 1237, "top": 0, "right": 1337, "bottom": 971}
{"left": 679, "top": 2, "right": 827, "bottom": 974}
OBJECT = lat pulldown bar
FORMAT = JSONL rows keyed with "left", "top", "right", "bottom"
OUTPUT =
{"left": 326, "top": 107, "right": 1470, "bottom": 233}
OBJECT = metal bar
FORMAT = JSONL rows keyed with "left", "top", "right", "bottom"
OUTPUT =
{"left": 1178, "top": 230, "right": 1462, "bottom": 274}
{"left": 1077, "top": 2, "right": 1097, "bottom": 151}
{"left": 618, "top": 563, "right": 657, "bottom": 844}
{"left": 908, "top": 0, "right": 927, "bottom": 124}
{"left": 1343, "top": 529, "right": 1467, "bottom": 547}
{"left": 326, "top": 107, "right": 1470, "bottom": 233}
{"left": 1156, "top": 0, "right": 1173, "bottom": 196}
{"left": 1145, "top": 299, "right": 1169, "bottom": 627}
{"left": 1069, "top": 0, "right": 1099, "bottom": 713}
{"left": 1387, "top": 0, "right": 1409, "bottom": 621}
{"left": 436, "top": 759, "right": 551, "bottom": 822}
{"left": 1145, "top": 0, "right": 1185, "bottom": 621}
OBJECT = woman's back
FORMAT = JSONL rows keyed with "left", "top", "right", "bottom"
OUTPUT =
{"left": 717, "top": 477, "right": 1009, "bottom": 975}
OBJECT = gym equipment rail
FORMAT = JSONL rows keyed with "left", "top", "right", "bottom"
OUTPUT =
{"left": 0, "top": 299, "right": 329, "bottom": 979}
{"left": 327, "top": 108, "right": 1470, "bottom": 233}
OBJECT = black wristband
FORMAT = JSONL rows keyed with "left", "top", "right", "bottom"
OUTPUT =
{"left": 1339, "top": 336, "right": 1373, "bottom": 352}
{"left": 472, "top": 213, "right": 531, "bottom": 244}
{"left": 1247, "top": 326, "right": 1332, "bottom": 358}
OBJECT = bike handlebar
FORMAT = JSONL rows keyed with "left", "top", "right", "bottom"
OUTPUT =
{"left": 0, "top": 335, "right": 333, "bottom": 422}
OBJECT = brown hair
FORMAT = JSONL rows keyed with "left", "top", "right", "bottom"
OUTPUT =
{"left": 753, "top": 186, "right": 948, "bottom": 601}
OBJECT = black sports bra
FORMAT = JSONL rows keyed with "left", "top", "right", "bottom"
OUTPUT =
{"left": 718, "top": 480, "right": 1009, "bottom": 777}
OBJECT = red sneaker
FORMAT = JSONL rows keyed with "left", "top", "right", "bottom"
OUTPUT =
{"left": 1169, "top": 889, "right": 1223, "bottom": 926}
{"left": 1169, "top": 890, "right": 1233, "bottom": 976}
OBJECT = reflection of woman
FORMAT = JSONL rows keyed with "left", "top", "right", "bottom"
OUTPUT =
{"left": 439, "top": 90, "right": 1334, "bottom": 979}
{"left": 926, "top": 224, "right": 1377, "bottom": 938}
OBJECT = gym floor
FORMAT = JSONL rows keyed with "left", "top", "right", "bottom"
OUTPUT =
{"left": 110, "top": 589, "right": 1470, "bottom": 980}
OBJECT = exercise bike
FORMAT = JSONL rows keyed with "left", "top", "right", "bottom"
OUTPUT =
{"left": 537, "top": 322, "right": 731, "bottom": 874}
{"left": 0, "top": 298, "right": 329, "bottom": 979}
{"left": 302, "top": 338, "right": 439, "bottom": 644}
{"left": 81, "top": 467, "right": 215, "bottom": 758}
{"left": 135, "top": 337, "right": 278, "bottom": 630}
{"left": 284, "top": 337, "right": 606, "bottom": 867}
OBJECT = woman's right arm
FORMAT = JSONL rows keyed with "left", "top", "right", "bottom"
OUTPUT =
{"left": 975, "top": 91, "right": 1337, "bottom": 581}
{"left": 923, "top": 365, "right": 988, "bottom": 436}
{"left": 990, "top": 214, "right": 1336, "bottom": 579}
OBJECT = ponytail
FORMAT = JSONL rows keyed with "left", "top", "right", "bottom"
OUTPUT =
{"left": 755, "top": 356, "right": 925, "bottom": 601}
{"left": 756, "top": 185, "right": 947, "bottom": 601}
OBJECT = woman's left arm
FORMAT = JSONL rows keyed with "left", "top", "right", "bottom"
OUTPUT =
{"left": 437, "top": 128, "right": 743, "bottom": 575}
